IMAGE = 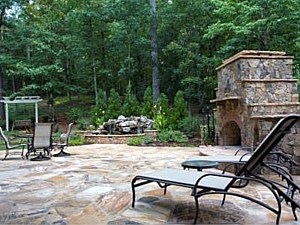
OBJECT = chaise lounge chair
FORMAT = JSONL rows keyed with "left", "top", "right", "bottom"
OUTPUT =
{"left": 188, "top": 147, "right": 298, "bottom": 174}
{"left": 131, "top": 114, "right": 300, "bottom": 224}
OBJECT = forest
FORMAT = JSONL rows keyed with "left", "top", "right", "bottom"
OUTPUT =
{"left": 0, "top": 0, "right": 300, "bottom": 128}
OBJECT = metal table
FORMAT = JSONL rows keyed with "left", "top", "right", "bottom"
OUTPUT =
{"left": 181, "top": 160, "right": 218, "bottom": 171}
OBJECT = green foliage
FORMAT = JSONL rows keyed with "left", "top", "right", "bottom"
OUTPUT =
{"left": 127, "top": 135, "right": 154, "bottom": 146}
{"left": 107, "top": 88, "right": 122, "bottom": 119}
{"left": 157, "top": 93, "right": 169, "bottom": 113}
{"left": 141, "top": 87, "right": 154, "bottom": 118}
{"left": 91, "top": 89, "right": 108, "bottom": 127}
{"left": 66, "top": 107, "right": 92, "bottom": 130}
{"left": 168, "top": 90, "right": 188, "bottom": 130}
{"left": 178, "top": 116, "right": 202, "bottom": 138}
{"left": 122, "top": 82, "right": 140, "bottom": 117}
{"left": 69, "top": 135, "right": 84, "bottom": 146}
{"left": 1, "top": 0, "right": 299, "bottom": 127}
{"left": 76, "top": 117, "right": 92, "bottom": 130}
{"left": 66, "top": 108, "right": 84, "bottom": 122}
{"left": 153, "top": 106, "right": 167, "bottom": 131}
{"left": 158, "top": 130, "right": 188, "bottom": 143}
{"left": 152, "top": 93, "right": 170, "bottom": 130}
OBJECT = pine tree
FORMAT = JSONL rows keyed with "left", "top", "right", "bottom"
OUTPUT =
{"left": 107, "top": 88, "right": 122, "bottom": 119}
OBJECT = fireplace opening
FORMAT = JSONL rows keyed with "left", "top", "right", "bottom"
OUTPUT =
{"left": 221, "top": 121, "right": 241, "bottom": 146}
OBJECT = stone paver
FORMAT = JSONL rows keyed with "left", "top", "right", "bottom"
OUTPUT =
{"left": 0, "top": 144, "right": 299, "bottom": 224}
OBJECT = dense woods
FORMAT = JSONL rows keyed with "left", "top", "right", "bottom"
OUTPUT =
{"left": 0, "top": 0, "right": 300, "bottom": 120}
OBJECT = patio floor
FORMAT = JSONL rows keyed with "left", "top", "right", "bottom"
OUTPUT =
{"left": 0, "top": 144, "right": 299, "bottom": 224}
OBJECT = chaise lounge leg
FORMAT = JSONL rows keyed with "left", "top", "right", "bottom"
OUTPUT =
{"left": 291, "top": 204, "right": 298, "bottom": 221}
{"left": 221, "top": 194, "right": 227, "bottom": 205}
{"left": 131, "top": 179, "right": 136, "bottom": 208}
{"left": 193, "top": 195, "right": 199, "bottom": 224}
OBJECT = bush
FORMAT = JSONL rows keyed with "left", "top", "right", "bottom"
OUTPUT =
{"left": 153, "top": 105, "right": 167, "bottom": 131}
{"left": 168, "top": 90, "right": 188, "bottom": 130}
{"left": 122, "top": 82, "right": 140, "bottom": 116}
{"left": 76, "top": 117, "right": 92, "bottom": 130}
{"left": 69, "top": 135, "right": 84, "bottom": 146}
{"left": 91, "top": 88, "right": 108, "bottom": 127}
{"left": 66, "top": 107, "right": 84, "bottom": 122}
{"left": 158, "top": 130, "right": 188, "bottom": 143}
{"left": 178, "top": 116, "right": 202, "bottom": 138}
{"left": 107, "top": 88, "right": 122, "bottom": 119}
{"left": 141, "top": 87, "right": 154, "bottom": 118}
{"left": 127, "top": 136, "right": 154, "bottom": 146}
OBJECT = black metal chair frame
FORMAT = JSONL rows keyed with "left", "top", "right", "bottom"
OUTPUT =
{"left": 26, "top": 122, "right": 53, "bottom": 161}
{"left": 53, "top": 122, "right": 74, "bottom": 157}
{"left": 131, "top": 114, "right": 300, "bottom": 224}
{"left": 0, "top": 127, "right": 27, "bottom": 160}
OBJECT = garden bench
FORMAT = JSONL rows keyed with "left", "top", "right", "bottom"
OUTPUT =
{"left": 12, "top": 120, "right": 32, "bottom": 131}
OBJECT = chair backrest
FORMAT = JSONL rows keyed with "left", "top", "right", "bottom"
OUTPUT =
{"left": 0, "top": 127, "right": 10, "bottom": 149}
{"left": 62, "top": 122, "right": 74, "bottom": 145}
{"left": 236, "top": 114, "right": 300, "bottom": 176}
{"left": 32, "top": 123, "right": 53, "bottom": 149}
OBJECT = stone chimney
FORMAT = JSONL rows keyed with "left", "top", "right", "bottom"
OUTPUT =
{"left": 211, "top": 50, "right": 300, "bottom": 158}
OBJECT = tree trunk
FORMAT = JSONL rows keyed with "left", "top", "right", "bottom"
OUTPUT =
{"left": 65, "top": 50, "right": 71, "bottom": 101}
{"left": 0, "top": 7, "right": 6, "bottom": 120}
{"left": 89, "top": 18, "right": 98, "bottom": 105}
{"left": 149, "top": 0, "right": 160, "bottom": 103}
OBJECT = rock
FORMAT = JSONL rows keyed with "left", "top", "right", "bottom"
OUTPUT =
{"left": 96, "top": 115, "right": 154, "bottom": 134}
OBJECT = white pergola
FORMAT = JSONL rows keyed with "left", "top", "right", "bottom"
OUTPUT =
{"left": 0, "top": 96, "right": 43, "bottom": 131}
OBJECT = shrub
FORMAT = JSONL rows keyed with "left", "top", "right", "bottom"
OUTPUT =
{"left": 168, "top": 90, "right": 188, "bottom": 130}
{"left": 107, "top": 88, "right": 122, "bottom": 119}
{"left": 66, "top": 107, "right": 84, "bottom": 122}
{"left": 153, "top": 93, "right": 169, "bottom": 130}
{"left": 76, "top": 117, "right": 92, "bottom": 130}
{"left": 153, "top": 105, "right": 167, "bottom": 131}
{"left": 122, "top": 82, "right": 140, "bottom": 116}
{"left": 158, "top": 130, "right": 188, "bottom": 143}
{"left": 178, "top": 116, "right": 202, "bottom": 138}
{"left": 128, "top": 136, "right": 144, "bottom": 146}
{"left": 91, "top": 88, "right": 108, "bottom": 127}
{"left": 141, "top": 87, "right": 154, "bottom": 118}
{"left": 127, "top": 136, "right": 154, "bottom": 146}
{"left": 69, "top": 135, "right": 84, "bottom": 146}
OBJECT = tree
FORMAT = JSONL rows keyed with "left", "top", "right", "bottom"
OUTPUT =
{"left": 168, "top": 90, "right": 188, "bottom": 129}
{"left": 0, "top": 0, "right": 26, "bottom": 119}
{"left": 122, "top": 82, "right": 140, "bottom": 117}
{"left": 107, "top": 88, "right": 121, "bottom": 119}
{"left": 91, "top": 88, "right": 107, "bottom": 127}
{"left": 204, "top": 0, "right": 300, "bottom": 59}
{"left": 141, "top": 86, "right": 153, "bottom": 118}
{"left": 149, "top": 0, "right": 160, "bottom": 102}
{"left": 0, "top": 0, "right": 299, "bottom": 123}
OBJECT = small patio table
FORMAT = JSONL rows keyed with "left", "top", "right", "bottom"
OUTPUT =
{"left": 181, "top": 160, "right": 218, "bottom": 171}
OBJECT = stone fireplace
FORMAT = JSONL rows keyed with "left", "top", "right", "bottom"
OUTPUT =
{"left": 211, "top": 50, "right": 300, "bottom": 155}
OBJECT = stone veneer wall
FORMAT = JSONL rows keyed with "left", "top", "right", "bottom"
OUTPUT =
{"left": 212, "top": 50, "right": 300, "bottom": 172}
{"left": 82, "top": 130, "right": 159, "bottom": 144}
{"left": 84, "top": 134, "right": 145, "bottom": 144}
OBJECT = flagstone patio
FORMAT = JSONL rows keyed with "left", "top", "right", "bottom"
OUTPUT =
{"left": 0, "top": 144, "right": 299, "bottom": 224}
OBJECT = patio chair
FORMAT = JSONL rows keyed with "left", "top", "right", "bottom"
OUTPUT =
{"left": 26, "top": 122, "right": 53, "bottom": 161}
{"left": 0, "top": 127, "right": 27, "bottom": 160}
{"left": 52, "top": 122, "right": 74, "bottom": 157}
{"left": 190, "top": 142, "right": 299, "bottom": 174}
{"left": 131, "top": 114, "right": 300, "bottom": 224}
